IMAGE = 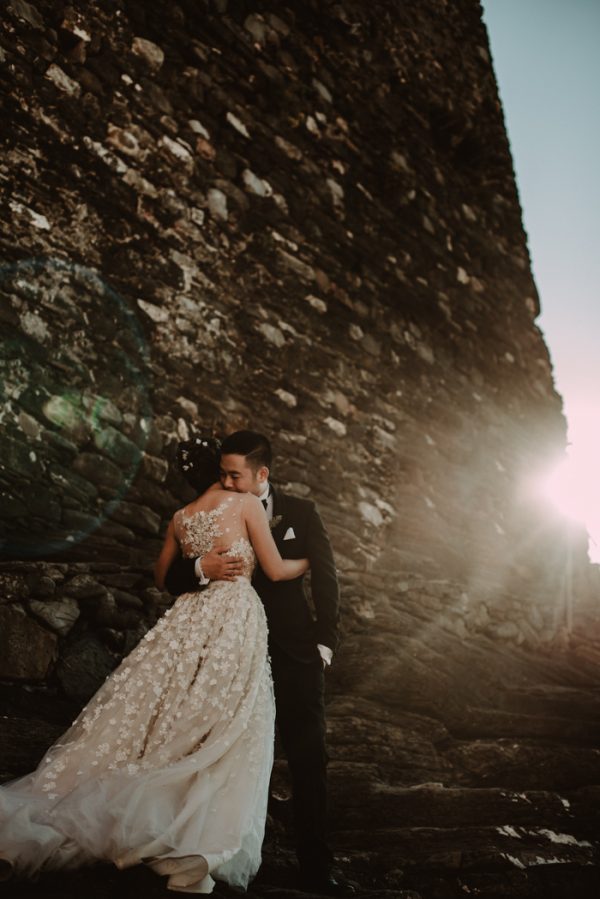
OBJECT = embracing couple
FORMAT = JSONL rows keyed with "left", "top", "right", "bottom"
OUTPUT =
{"left": 0, "top": 430, "right": 347, "bottom": 896}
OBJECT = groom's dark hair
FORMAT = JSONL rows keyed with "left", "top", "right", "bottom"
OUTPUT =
{"left": 220, "top": 430, "right": 272, "bottom": 472}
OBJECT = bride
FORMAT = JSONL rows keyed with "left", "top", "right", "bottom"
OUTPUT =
{"left": 0, "top": 436, "right": 308, "bottom": 893}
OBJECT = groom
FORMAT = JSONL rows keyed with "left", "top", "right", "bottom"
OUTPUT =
{"left": 164, "top": 430, "right": 347, "bottom": 894}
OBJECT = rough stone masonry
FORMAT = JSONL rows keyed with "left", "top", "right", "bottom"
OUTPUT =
{"left": 1, "top": 2, "right": 599, "bottom": 897}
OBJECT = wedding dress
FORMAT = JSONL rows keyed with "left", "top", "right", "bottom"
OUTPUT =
{"left": 0, "top": 493, "right": 275, "bottom": 893}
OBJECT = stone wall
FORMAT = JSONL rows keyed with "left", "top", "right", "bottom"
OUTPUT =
{"left": 0, "top": 0, "right": 596, "bottom": 689}
{"left": 3, "top": 4, "right": 600, "bottom": 894}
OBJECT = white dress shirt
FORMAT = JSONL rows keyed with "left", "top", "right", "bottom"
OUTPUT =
{"left": 257, "top": 481, "right": 273, "bottom": 516}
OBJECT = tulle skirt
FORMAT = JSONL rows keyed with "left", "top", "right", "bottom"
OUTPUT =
{"left": 0, "top": 578, "right": 275, "bottom": 893}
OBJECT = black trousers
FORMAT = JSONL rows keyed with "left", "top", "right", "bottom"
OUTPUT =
{"left": 269, "top": 642, "right": 333, "bottom": 874}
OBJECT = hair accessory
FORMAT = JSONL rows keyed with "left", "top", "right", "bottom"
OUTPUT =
{"left": 176, "top": 434, "right": 221, "bottom": 492}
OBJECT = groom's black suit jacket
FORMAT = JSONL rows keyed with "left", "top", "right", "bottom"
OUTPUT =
{"left": 164, "top": 487, "right": 340, "bottom": 663}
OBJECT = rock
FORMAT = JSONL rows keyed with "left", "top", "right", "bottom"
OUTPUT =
{"left": 49, "top": 464, "right": 98, "bottom": 504}
{"left": 276, "top": 249, "right": 315, "bottom": 282}
{"left": 207, "top": 187, "right": 228, "bottom": 221}
{"left": 189, "top": 119, "right": 210, "bottom": 140}
{"left": 42, "top": 395, "right": 90, "bottom": 444}
{"left": 358, "top": 502, "right": 384, "bottom": 527}
{"left": 244, "top": 13, "right": 268, "bottom": 46}
{"left": 0, "top": 572, "right": 29, "bottom": 603}
{"left": 275, "top": 134, "right": 303, "bottom": 161}
{"left": 226, "top": 111, "right": 250, "bottom": 138}
{"left": 29, "top": 597, "right": 80, "bottom": 636}
{"left": 313, "top": 78, "right": 333, "bottom": 103}
{"left": 106, "top": 124, "right": 150, "bottom": 162}
{"left": 159, "top": 135, "right": 193, "bottom": 165}
{"left": 112, "top": 588, "right": 144, "bottom": 610}
{"left": 258, "top": 323, "right": 286, "bottom": 348}
{"left": 131, "top": 37, "right": 165, "bottom": 73}
{"left": 326, "top": 177, "right": 344, "bottom": 215}
{"left": 274, "top": 388, "right": 297, "bottom": 408}
{"left": 100, "top": 572, "right": 142, "bottom": 590}
{"left": 77, "top": 590, "right": 118, "bottom": 626}
{"left": 56, "top": 637, "right": 116, "bottom": 700}
{"left": 141, "top": 453, "right": 168, "bottom": 483}
{"left": 29, "top": 575, "right": 56, "bottom": 598}
{"left": 60, "top": 8, "right": 91, "bottom": 44}
{"left": 18, "top": 410, "right": 41, "bottom": 439}
{"left": 107, "top": 500, "right": 161, "bottom": 535}
{"left": 71, "top": 452, "right": 125, "bottom": 490}
{"left": 8, "top": 0, "right": 44, "bottom": 30}
{"left": 1, "top": 434, "right": 44, "bottom": 480}
{"left": 324, "top": 417, "right": 347, "bottom": 437}
{"left": 242, "top": 168, "right": 273, "bottom": 197}
{"left": 44, "top": 64, "right": 82, "bottom": 97}
{"left": 95, "top": 518, "right": 136, "bottom": 544}
{"left": 93, "top": 426, "right": 142, "bottom": 470}
{"left": 61, "top": 509, "right": 101, "bottom": 534}
{"left": 137, "top": 298, "right": 169, "bottom": 322}
{"left": 304, "top": 294, "right": 327, "bottom": 314}
{"left": 0, "top": 605, "right": 57, "bottom": 680}
{"left": 62, "top": 574, "right": 105, "bottom": 600}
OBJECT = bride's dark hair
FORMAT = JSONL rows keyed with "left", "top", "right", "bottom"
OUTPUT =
{"left": 176, "top": 435, "right": 221, "bottom": 494}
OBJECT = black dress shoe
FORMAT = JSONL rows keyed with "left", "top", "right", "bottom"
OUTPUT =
{"left": 299, "top": 870, "right": 358, "bottom": 895}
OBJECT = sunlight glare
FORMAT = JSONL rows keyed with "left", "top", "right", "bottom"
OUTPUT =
{"left": 538, "top": 456, "right": 589, "bottom": 523}
{"left": 535, "top": 433, "right": 600, "bottom": 562}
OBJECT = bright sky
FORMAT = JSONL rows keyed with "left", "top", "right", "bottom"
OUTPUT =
{"left": 481, "top": 0, "right": 600, "bottom": 561}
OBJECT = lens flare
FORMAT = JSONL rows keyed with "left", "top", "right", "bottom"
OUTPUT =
{"left": 538, "top": 457, "right": 587, "bottom": 522}
{"left": 534, "top": 443, "right": 600, "bottom": 561}
{"left": 0, "top": 256, "right": 151, "bottom": 557}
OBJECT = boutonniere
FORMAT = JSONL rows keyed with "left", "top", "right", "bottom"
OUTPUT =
{"left": 269, "top": 515, "right": 282, "bottom": 530}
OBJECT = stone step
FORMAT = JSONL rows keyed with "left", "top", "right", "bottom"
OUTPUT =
{"left": 442, "top": 739, "right": 600, "bottom": 791}
{"left": 325, "top": 778, "right": 600, "bottom": 831}
{"left": 447, "top": 706, "right": 600, "bottom": 744}
{"left": 497, "top": 684, "right": 600, "bottom": 721}
{"left": 330, "top": 824, "right": 600, "bottom": 873}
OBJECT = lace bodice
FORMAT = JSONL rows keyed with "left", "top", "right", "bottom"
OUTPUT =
{"left": 173, "top": 494, "right": 256, "bottom": 580}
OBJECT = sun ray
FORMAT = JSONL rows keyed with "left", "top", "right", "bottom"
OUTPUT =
{"left": 532, "top": 432, "right": 600, "bottom": 563}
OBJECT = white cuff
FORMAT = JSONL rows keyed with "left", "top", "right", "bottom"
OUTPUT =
{"left": 317, "top": 644, "right": 333, "bottom": 666}
{"left": 194, "top": 557, "right": 210, "bottom": 586}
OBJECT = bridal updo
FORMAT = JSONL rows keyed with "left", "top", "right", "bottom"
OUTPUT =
{"left": 176, "top": 435, "right": 221, "bottom": 494}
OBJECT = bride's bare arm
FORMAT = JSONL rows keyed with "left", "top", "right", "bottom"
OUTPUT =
{"left": 154, "top": 517, "right": 179, "bottom": 589}
{"left": 243, "top": 495, "right": 309, "bottom": 581}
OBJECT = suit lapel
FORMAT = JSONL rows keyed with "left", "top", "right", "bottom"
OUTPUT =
{"left": 269, "top": 485, "right": 288, "bottom": 544}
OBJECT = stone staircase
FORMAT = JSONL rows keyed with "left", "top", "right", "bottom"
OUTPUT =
{"left": 3, "top": 619, "right": 599, "bottom": 899}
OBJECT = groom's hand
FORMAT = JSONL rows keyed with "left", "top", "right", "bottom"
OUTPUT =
{"left": 202, "top": 548, "right": 244, "bottom": 581}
